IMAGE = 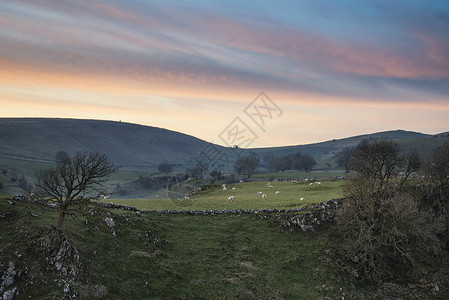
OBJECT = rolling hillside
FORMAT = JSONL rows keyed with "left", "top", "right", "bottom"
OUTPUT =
{"left": 0, "top": 118, "right": 217, "bottom": 168}
{"left": 247, "top": 129, "right": 449, "bottom": 169}
{"left": 1, "top": 118, "right": 447, "bottom": 173}
{"left": 249, "top": 130, "right": 429, "bottom": 160}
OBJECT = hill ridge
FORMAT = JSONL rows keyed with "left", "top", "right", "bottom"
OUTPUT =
{"left": 1, "top": 118, "right": 447, "bottom": 170}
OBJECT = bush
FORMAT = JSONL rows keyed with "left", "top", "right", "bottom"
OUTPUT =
{"left": 334, "top": 140, "right": 441, "bottom": 282}
{"left": 335, "top": 190, "right": 439, "bottom": 282}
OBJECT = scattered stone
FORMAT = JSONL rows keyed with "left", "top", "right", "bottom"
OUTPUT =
{"left": 0, "top": 264, "right": 17, "bottom": 295}
{"left": 2, "top": 287, "right": 17, "bottom": 300}
{"left": 7, "top": 200, "right": 14, "bottom": 206}
{"left": 30, "top": 211, "right": 38, "bottom": 217}
{"left": 104, "top": 217, "right": 116, "bottom": 236}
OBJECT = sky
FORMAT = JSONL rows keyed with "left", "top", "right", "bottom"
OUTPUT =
{"left": 1, "top": 0, "right": 448, "bottom": 148}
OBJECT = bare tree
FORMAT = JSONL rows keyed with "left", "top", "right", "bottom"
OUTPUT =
{"left": 428, "top": 142, "right": 449, "bottom": 194}
{"left": 348, "top": 139, "right": 403, "bottom": 195}
{"left": 234, "top": 156, "right": 259, "bottom": 178}
{"left": 298, "top": 154, "right": 316, "bottom": 172}
{"left": 336, "top": 148, "right": 353, "bottom": 173}
{"left": 35, "top": 152, "right": 119, "bottom": 229}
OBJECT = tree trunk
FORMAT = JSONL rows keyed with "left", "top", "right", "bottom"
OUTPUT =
{"left": 57, "top": 211, "right": 65, "bottom": 230}
{"left": 57, "top": 202, "right": 68, "bottom": 230}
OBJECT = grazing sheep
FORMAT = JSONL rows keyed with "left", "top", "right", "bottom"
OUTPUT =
{"left": 275, "top": 191, "right": 280, "bottom": 195}
{"left": 304, "top": 178, "right": 309, "bottom": 181}
{"left": 232, "top": 187, "right": 236, "bottom": 190}
{"left": 309, "top": 182, "right": 314, "bottom": 186}
{"left": 268, "top": 185, "right": 274, "bottom": 189}
{"left": 262, "top": 194, "right": 267, "bottom": 199}
{"left": 292, "top": 180, "right": 297, "bottom": 184}
{"left": 300, "top": 197, "right": 305, "bottom": 201}
{"left": 258, "top": 192, "right": 263, "bottom": 196}
{"left": 315, "top": 182, "right": 322, "bottom": 185}
{"left": 239, "top": 180, "right": 244, "bottom": 183}
{"left": 228, "top": 196, "right": 235, "bottom": 202}
{"left": 223, "top": 186, "right": 227, "bottom": 191}
{"left": 184, "top": 196, "right": 190, "bottom": 200}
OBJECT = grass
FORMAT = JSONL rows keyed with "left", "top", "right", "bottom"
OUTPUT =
{"left": 0, "top": 196, "right": 342, "bottom": 299}
{"left": 251, "top": 171, "right": 347, "bottom": 179}
{"left": 104, "top": 179, "right": 345, "bottom": 211}
{"left": 2, "top": 194, "right": 447, "bottom": 299}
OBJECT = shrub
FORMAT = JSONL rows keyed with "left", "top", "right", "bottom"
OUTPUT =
{"left": 334, "top": 140, "right": 440, "bottom": 282}
{"left": 336, "top": 190, "right": 439, "bottom": 282}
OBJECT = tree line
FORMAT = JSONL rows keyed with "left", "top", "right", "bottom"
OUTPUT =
{"left": 270, "top": 151, "right": 316, "bottom": 172}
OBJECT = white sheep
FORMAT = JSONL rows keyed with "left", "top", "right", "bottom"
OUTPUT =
{"left": 232, "top": 187, "right": 236, "bottom": 190}
{"left": 239, "top": 180, "right": 244, "bottom": 183}
{"left": 223, "top": 186, "right": 227, "bottom": 191}
{"left": 268, "top": 185, "right": 274, "bottom": 189}
{"left": 315, "top": 181, "right": 322, "bottom": 185}
{"left": 300, "top": 197, "right": 305, "bottom": 201}
{"left": 262, "top": 194, "right": 267, "bottom": 199}
{"left": 184, "top": 196, "right": 190, "bottom": 200}
{"left": 228, "top": 196, "right": 235, "bottom": 202}
{"left": 309, "top": 182, "right": 314, "bottom": 186}
{"left": 275, "top": 191, "right": 280, "bottom": 195}
{"left": 258, "top": 192, "right": 262, "bottom": 196}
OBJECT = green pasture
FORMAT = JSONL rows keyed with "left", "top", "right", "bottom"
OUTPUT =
{"left": 251, "top": 171, "right": 347, "bottom": 179}
{"left": 104, "top": 179, "right": 345, "bottom": 211}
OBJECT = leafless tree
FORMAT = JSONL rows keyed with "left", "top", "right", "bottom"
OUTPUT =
{"left": 234, "top": 156, "right": 259, "bottom": 178}
{"left": 35, "top": 152, "right": 119, "bottom": 229}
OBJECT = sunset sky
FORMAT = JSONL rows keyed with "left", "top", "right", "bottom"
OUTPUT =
{"left": 1, "top": 0, "right": 448, "bottom": 147}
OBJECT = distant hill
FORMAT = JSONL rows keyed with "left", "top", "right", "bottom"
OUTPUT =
{"left": 247, "top": 130, "right": 448, "bottom": 169}
{"left": 249, "top": 130, "right": 429, "bottom": 159}
{"left": 0, "top": 118, "right": 216, "bottom": 168}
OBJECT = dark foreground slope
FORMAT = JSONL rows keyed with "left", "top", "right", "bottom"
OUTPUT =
{"left": 0, "top": 118, "right": 213, "bottom": 167}
{"left": 1, "top": 197, "right": 447, "bottom": 299}
{"left": 0, "top": 196, "right": 341, "bottom": 299}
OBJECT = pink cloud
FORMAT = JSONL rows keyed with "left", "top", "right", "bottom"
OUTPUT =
{"left": 186, "top": 14, "right": 449, "bottom": 79}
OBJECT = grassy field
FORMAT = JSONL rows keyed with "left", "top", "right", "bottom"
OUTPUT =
{"left": 104, "top": 179, "right": 345, "bottom": 211}
{"left": 251, "top": 171, "right": 347, "bottom": 179}
{"left": 2, "top": 194, "right": 447, "bottom": 299}
{"left": 0, "top": 196, "right": 343, "bottom": 299}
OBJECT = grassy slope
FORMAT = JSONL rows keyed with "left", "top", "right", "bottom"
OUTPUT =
{"left": 0, "top": 118, "right": 212, "bottom": 167}
{"left": 0, "top": 196, "right": 343, "bottom": 299}
{"left": 104, "top": 180, "right": 345, "bottom": 211}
